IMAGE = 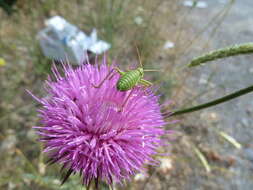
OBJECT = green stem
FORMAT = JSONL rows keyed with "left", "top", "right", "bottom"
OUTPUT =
{"left": 189, "top": 43, "right": 253, "bottom": 67}
{"left": 170, "top": 85, "right": 253, "bottom": 116}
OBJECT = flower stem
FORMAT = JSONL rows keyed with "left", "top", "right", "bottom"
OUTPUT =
{"left": 188, "top": 43, "right": 253, "bottom": 67}
{"left": 170, "top": 84, "right": 253, "bottom": 116}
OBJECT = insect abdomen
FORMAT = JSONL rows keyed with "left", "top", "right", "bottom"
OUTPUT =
{"left": 117, "top": 70, "right": 141, "bottom": 91}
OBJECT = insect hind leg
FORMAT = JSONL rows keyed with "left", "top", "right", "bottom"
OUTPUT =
{"left": 139, "top": 79, "right": 153, "bottom": 95}
{"left": 92, "top": 69, "right": 115, "bottom": 88}
{"left": 114, "top": 67, "right": 125, "bottom": 75}
{"left": 139, "top": 79, "right": 153, "bottom": 86}
{"left": 92, "top": 67, "right": 125, "bottom": 88}
{"left": 118, "top": 89, "right": 134, "bottom": 112}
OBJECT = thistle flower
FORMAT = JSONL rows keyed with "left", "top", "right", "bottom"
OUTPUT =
{"left": 30, "top": 57, "right": 170, "bottom": 187}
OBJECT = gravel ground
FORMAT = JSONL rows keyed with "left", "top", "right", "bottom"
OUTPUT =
{"left": 181, "top": 0, "right": 253, "bottom": 189}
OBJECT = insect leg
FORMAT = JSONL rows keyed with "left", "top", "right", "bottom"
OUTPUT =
{"left": 119, "top": 89, "right": 134, "bottom": 112}
{"left": 139, "top": 79, "right": 153, "bottom": 86}
{"left": 92, "top": 67, "right": 125, "bottom": 88}
{"left": 114, "top": 67, "right": 125, "bottom": 75}
{"left": 108, "top": 67, "right": 125, "bottom": 80}
{"left": 92, "top": 69, "right": 115, "bottom": 88}
{"left": 139, "top": 79, "right": 153, "bottom": 95}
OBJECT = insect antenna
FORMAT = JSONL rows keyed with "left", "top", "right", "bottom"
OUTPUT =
{"left": 144, "top": 69, "right": 160, "bottom": 72}
{"left": 135, "top": 44, "right": 161, "bottom": 72}
{"left": 135, "top": 43, "right": 143, "bottom": 68}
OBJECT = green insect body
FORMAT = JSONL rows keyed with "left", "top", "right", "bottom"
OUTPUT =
{"left": 92, "top": 65, "right": 155, "bottom": 111}
{"left": 92, "top": 66, "right": 153, "bottom": 91}
{"left": 116, "top": 68, "right": 144, "bottom": 91}
{"left": 92, "top": 48, "right": 156, "bottom": 111}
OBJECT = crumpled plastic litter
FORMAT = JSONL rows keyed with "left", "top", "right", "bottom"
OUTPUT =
{"left": 183, "top": 0, "right": 208, "bottom": 9}
{"left": 37, "top": 16, "right": 111, "bottom": 64}
{"left": 163, "top": 41, "right": 175, "bottom": 50}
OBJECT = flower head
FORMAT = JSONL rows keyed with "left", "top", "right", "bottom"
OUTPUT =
{"left": 31, "top": 57, "right": 168, "bottom": 186}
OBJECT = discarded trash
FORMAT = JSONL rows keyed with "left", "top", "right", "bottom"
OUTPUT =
{"left": 158, "top": 157, "right": 173, "bottom": 174}
{"left": 134, "top": 173, "right": 147, "bottom": 182}
{"left": 134, "top": 16, "right": 143, "bottom": 25}
{"left": 163, "top": 41, "right": 175, "bottom": 50}
{"left": 0, "top": 58, "right": 6, "bottom": 66}
{"left": 37, "top": 16, "right": 111, "bottom": 64}
{"left": 183, "top": 0, "right": 208, "bottom": 9}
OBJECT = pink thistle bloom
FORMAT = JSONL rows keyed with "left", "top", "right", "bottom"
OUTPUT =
{"left": 30, "top": 57, "right": 170, "bottom": 187}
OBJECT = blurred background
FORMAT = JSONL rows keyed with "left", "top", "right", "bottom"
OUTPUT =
{"left": 0, "top": 0, "right": 253, "bottom": 189}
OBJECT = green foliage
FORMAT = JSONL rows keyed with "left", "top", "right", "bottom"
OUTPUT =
{"left": 0, "top": 0, "right": 17, "bottom": 15}
{"left": 31, "top": 43, "right": 52, "bottom": 76}
{"left": 23, "top": 173, "right": 85, "bottom": 190}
